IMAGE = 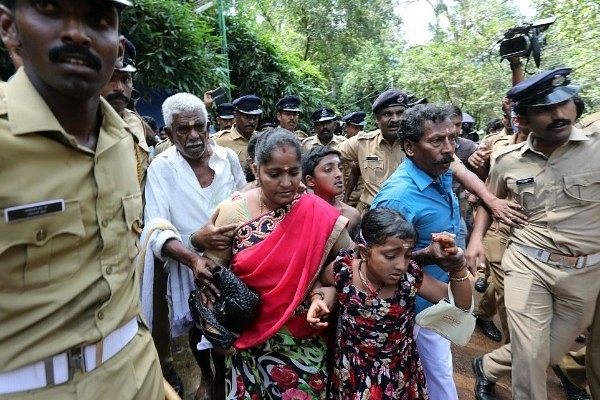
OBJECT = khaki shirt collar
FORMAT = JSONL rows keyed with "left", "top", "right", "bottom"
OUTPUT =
{"left": 520, "top": 126, "right": 589, "bottom": 156}
{"left": 5, "top": 68, "right": 129, "bottom": 152}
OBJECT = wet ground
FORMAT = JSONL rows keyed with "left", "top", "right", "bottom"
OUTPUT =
{"left": 171, "top": 277, "right": 582, "bottom": 399}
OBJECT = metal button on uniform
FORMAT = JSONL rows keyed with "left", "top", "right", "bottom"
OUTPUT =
{"left": 106, "top": 266, "right": 113, "bottom": 275}
{"left": 101, "top": 220, "right": 109, "bottom": 228}
{"left": 36, "top": 229, "right": 47, "bottom": 241}
{"left": 98, "top": 311, "right": 104, "bottom": 320}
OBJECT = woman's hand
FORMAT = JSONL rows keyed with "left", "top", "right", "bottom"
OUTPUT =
{"left": 307, "top": 297, "right": 330, "bottom": 329}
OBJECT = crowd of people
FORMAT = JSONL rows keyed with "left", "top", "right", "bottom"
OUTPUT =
{"left": 0, "top": 1, "right": 599, "bottom": 400}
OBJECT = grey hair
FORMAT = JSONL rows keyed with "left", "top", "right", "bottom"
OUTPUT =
{"left": 161, "top": 92, "right": 208, "bottom": 128}
{"left": 255, "top": 128, "right": 301, "bottom": 168}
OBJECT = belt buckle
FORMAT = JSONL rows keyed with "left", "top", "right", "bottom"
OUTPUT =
{"left": 576, "top": 256, "right": 587, "bottom": 269}
{"left": 68, "top": 347, "right": 86, "bottom": 380}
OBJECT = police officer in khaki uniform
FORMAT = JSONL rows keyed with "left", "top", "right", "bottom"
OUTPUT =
{"left": 214, "top": 102, "right": 235, "bottom": 133}
{"left": 340, "top": 111, "right": 367, "bottom": 206}
{"left": 275, "top": 95, "right": 308, "bottom": 141}
{"left": 301, "top": 107, "right": 345, "bottom": 153}
{"left": 468, "top": 68, "right": 600, "bottom": 400}
{"left": 0, "top": 0, "right": 172, "bottom": 398}
{"left": 336, "top": 89, "right": 407, "bottom": 215}
{"left": 214, "top": 94, "right": 262, "bottom": 166}
{"left": 100, "top": 36, "right": 151, "bottom": 190}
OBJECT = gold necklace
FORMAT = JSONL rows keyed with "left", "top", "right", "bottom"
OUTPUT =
{"left": 259, "top": 190, "right": 269, "bottom": 214}
{"left": 358, "top": 259, "right": 385, "bottom": 298}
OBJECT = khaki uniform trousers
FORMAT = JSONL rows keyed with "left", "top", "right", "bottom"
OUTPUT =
{"left": 476, "top": 228, "right": 510, "bottom": 342}
{"left": 588, "top": 292, "right": 600, "bottom": 398}
{"left": 482, "top": 247, "right": 600, "bottom": 399}
{"left": 3, "top": 327, "right": 163, "bottom": 400}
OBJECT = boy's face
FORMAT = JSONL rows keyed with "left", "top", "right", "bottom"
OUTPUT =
{"left": 306, "top": 153, "right": 344, "bottom": 198}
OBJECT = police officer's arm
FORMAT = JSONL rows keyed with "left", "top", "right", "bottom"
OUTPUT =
{"left": 452, "top": 161, "right": 527, "bottom": 227}
{"left": 465, "top": 205, "right": 493, "bottom": 275}
{"left": 343, "top": 163, "right": 360, "bottom": 203}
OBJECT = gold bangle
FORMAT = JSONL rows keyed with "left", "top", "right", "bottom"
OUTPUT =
{"left": 309, "top": 291, "right": 324, "bottom": 301}
{"left": 450, "top": 270, "right": 470, "bottom": 282}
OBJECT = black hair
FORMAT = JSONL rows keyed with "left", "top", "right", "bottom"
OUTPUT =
{"left": 485, "top": 118, "right": 504, "bottom": 134}
{"left": 141, "top": 115, "right": 158, "bottom": 131}
{"left": 445, "top": 104, "right": 462, "bottom": 118}
{"left": 573, "top": 94, "right": 585, "bottom": 119}
{"left": 360, "top": 207, "right": 417, "bottom": 247}
{"left": 398, "top": 104, "right": 452, "bottom": 151}
{"left": 244, "top": 131, "right": 265, "bottom": 182}
{"left": 301, "top": 146, "right": 342, "bottom": 181}
{"left": 254, "top": 128, "right": 301, "bottom": 168}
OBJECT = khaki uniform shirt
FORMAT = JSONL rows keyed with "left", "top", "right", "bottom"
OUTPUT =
{"left": 300, "top": 134, "right": 345, "bottom": 153}
{"left": 0, "top": 69, "right": 143, "bottom": 372}
{"left": 213, "top": 124, "right": 255, "bottom": 166}
{"left": 294, "top": 130, "right": 309, "bottom": 141}
{"left": 122, "top": 109, "right": 150, "bottom": 190}
{"left": 336, "top": 129, "right": 404, "bottom": 206}
{"left": 488, "top": 125, "right": 600, "bottom": 255}
{"left": 154, "top": 137, "right": 172, "bottom": 156}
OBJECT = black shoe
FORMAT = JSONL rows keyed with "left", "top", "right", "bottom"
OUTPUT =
{"left": 164, "top": 364, "right": 185, "bottom": 398}
{"left": 474, "top": 276, "right": 488, "bottom": 293}
{"left": 552, "top": 365, "right": 592, "bottom": 400}
{"left": 472, "top": 357, "right": 497, "bottom": 400}
{"left": 475, "top": 316, "right": 502, "bottom": 342}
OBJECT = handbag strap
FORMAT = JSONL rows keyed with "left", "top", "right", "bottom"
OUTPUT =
{"left": 447, "top": 284, "right": 474, "bottom": 313}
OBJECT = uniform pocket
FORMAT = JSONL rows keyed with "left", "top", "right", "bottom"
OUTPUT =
{"left": 122, "top": 193, "right": 143, "bottom": 261}
{"left": 0, "top": 201, "right": 85, "bottom": 289}
{"left": 363, "top": 156, "right": 384, "bottom": 186}
{"left": 563, "top": 171, "right": 600, "bottom": 205}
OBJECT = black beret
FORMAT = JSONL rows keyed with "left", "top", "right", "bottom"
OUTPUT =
{"left": 216, "top": 103, "right": 235, "bottom": 119}
{"left": 115, "top": 37, "right": 136, "bottom": 72}
{"left": 506, "top": 68, "right": 580, "bottom": 107}
{"left": 371, "top": 89, "right": 409, "bottom": 114}
{"left": 276, "top": 95, "right": 301, "bottom": 112}
{"left": 232, "top": 95, "right": 263, "bottom": 115}
{"left": 311, "top": 107, "right": 336, "bottom": 123}
{"left": 342, "top": 111, "right": 367, "bottom": 126}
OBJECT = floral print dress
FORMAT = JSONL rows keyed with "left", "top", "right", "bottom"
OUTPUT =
{"left": 330, "top": 249, "right": 428, "bottom": 400}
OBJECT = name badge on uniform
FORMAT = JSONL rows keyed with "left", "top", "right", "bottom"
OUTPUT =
{"left": 516, "top": 177, "right": 535, "bottom": 185}
{"left": 4, "top": 199, "right": 65, "bottom": 223}
{"left": 366, "top": 155, "right": 379, "bottom": 161}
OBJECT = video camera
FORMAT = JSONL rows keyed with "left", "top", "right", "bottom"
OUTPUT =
{"left": 498, "top": 16, "right": 556, "bottom": 67}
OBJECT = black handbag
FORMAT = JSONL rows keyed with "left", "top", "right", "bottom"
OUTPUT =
{"left": 188, "top": 266, "right": 260, "bottom": 348}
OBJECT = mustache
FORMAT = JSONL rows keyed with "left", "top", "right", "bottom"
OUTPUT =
{"left": 105, "top": 93, "right": 130, "bottom": 104}
{"left": 547, "top": 119, "right": 571, "bottom": 129}
{"left": 48, "top": 44, "right": 102, "bottom": 71}
{"left": 433, "top": 155, "right": 455, "bottom": 164}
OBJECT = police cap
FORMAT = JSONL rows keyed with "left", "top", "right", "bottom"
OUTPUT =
{"left": 216, "top": 103, "right": 235, "bottom": 119}
{"left": 276, "top": 95, "right": 301, "bottom": 112}
{"left": 311, "top": 107, "right": 336, "bottom": 123}
{"left": 342, "top": 111, "right": 367, "bottom": 126}
{"left": 506, "top": 68, "right": 580, "bottom": 107}
{"left": 371, "top": 89, "right": 409, "bottom": 114}
{"left": 232, "top": 95, "right": 263, "bottom": 115}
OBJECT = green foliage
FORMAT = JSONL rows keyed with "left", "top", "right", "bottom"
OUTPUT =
{"left": 120, "top": 0, "right": 226, "bottom": 95}
{"left": 226, "top": 17, "right": 328, "bottom": 130}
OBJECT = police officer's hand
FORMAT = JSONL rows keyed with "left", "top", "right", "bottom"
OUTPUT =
{"left": 465, "top": 239, "right": 485, "bottom": 276}
{"left": 488, "top": 198, "right": 527, "bottom": 228}
{"left": 468, "top": 144, "right": 493, "bottom": 169}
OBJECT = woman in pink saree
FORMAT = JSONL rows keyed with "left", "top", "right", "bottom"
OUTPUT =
{"left": 205, "top": 129, "right": 352, "bottom": 399}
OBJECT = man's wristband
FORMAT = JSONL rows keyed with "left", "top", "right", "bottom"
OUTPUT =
{"left": 188, "top": 232, "right": 204, "bottom": 252}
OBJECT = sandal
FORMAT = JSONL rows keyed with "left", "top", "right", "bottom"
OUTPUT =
{"left": 189, "top": 290, "right": 236, "bottom": 349}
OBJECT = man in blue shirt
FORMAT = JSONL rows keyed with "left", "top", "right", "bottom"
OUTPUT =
{"left": 372, "top": 103, "right": 462, "bottom": 399}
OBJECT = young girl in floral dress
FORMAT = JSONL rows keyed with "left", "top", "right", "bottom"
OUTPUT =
{"left": 307, "top": 207, "right": 472, "bottom": 399}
